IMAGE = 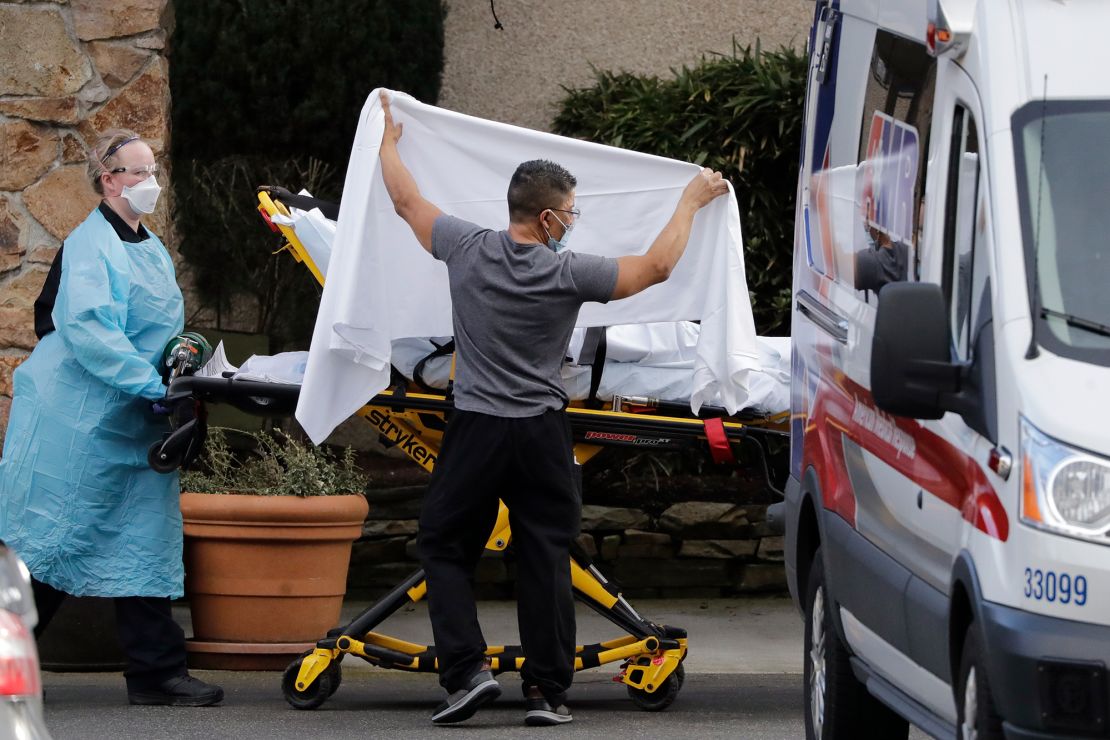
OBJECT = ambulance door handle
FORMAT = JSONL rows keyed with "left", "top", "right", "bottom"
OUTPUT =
{"left": 796, "top": 291, "right": 848, "bottom": 344}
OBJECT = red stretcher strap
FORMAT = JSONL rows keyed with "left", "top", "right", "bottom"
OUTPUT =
{"left": 257, "top": 204, "right": 279, "bottom": 233}
{"left": 703, "top": 417, "right": 734, "bottom": 465}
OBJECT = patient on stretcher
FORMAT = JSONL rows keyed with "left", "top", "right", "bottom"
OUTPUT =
{"left": 391, "top": 328, "right": 789, "bottom": 414}
{"left": 219, "top": 326, "right": 789, "bottom": 414}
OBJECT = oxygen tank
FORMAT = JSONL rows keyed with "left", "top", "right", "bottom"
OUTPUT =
{"left": 159, "top": 331, "right": 213, "bottom": 382}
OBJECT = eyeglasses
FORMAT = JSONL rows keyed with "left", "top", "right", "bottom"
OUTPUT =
{"left": 109, "top": 164, "right": 159, "bottom": 177}
{"left": 548, "top": 207, "right": 581, "bottom": 220}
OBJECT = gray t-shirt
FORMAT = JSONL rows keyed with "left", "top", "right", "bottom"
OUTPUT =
{"left": 431, "top": 215, "right": 619, "bottom": 417}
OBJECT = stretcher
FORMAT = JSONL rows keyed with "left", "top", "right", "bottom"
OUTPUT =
{"left": 150, "top": 186, "right": 789, "bottom": 712}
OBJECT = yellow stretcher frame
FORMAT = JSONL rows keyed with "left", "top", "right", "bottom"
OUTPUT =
{"left": 255, "top": 187, "right": 785, "bottom": 711}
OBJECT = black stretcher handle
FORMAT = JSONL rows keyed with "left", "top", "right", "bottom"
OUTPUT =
{"left": 257, "top": 185, "right": 340, "bottom": 221}
{"left": 167, "top": 375, "right": 301, "bottom": 417}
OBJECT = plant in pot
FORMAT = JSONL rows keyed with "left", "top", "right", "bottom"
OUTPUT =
{"left": 179, "top": 428, "right": 369, "bottom": 670}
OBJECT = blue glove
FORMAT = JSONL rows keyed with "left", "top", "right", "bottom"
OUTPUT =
{"left": 151, "top": 400, "right": 174, "bottom": 416}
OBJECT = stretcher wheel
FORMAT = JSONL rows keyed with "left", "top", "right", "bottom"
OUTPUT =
{"left": 282, "top": 652, "right": 341, "bottom": 710}
{"left": 328, "top": 662, "right": 342, "bottom": 696}
{"left": 147, "top": 440, "right": 182, "bottom": 474}
{"left": 627, "top": 663, "right": 684, "bottom": 712}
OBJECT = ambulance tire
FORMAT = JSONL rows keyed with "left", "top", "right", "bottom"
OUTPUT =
{"left": 956, "top": 625, "right": 1004, "bottom": 740}
{"left": 282, "top": 653, "right": 339, "bottom": 710}
{"left": 804, "top": 548, "right": 909, "bottom": 740}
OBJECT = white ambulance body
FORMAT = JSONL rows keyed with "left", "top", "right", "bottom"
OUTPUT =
{"left": 785, "top": 1, "right": 1110, "bottom": 737}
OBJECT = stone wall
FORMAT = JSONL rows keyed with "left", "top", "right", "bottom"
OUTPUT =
{"left": 348, "top": 455, "right": 785, "bottom": 599}
{"left": 0, "top": 0, "right": 174, "bottom": 444}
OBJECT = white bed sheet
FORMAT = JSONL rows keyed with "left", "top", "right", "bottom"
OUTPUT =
{"left": 277, "top": 199, "right": 790, "bottom": 414}
{"left": 293, "top": 89, "right": 761, "bottom": 444}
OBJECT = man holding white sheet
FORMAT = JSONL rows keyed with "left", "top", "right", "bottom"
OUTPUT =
{"left": 377, "top": 90, "right": 728, "bottom": 727}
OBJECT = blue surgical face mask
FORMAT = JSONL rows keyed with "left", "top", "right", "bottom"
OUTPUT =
{"left": 543, "top": 211, "right": 574, "bottom": 252}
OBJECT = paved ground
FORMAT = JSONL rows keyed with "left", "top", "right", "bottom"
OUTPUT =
{"left": 43, "top": 671, "right": 805, "bottom": 739}
{"left": 40, "top": 597, "right": 930, "bottom": 739}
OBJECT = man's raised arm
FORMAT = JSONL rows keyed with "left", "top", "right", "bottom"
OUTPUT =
{"left": 379, "top": 91, "right": 443, "bottom": 253}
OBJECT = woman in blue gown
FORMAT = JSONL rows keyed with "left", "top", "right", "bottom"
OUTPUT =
{"left": 0, "top": 129, "right": 223, "bottom": 707}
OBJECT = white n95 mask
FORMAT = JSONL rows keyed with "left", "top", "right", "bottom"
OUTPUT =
{"left": 121, "top": 176, "right": 162, "bottom": 215}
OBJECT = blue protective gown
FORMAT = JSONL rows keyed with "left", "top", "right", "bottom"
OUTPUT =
{"left": 0, "top": 207, "right": 185, "bottom": 597}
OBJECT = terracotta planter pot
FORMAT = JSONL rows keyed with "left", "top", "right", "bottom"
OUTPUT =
{"left": 180, "top": 492, "right": 369, "bottom": 670}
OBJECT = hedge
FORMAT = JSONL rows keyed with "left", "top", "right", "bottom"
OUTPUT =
{"left": 552, "top": 44, "right": 806, "bottom": 335}
{"left": 170, "top": 0, "right": 446, "bottom": 350}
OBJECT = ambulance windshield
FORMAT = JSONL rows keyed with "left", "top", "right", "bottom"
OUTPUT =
{"left": 1015, "top": 101, "right": 1110, "bottom": 359}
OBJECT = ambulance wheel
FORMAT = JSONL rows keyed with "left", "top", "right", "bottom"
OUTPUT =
{"left": 627, "top": 663, "right": 683, "bottom": 711}
{"left": 956, "top": 625, "right": 1003, "bottom": 740}
{"left": 804, "top": 547, "right": 908, "bottom": 740}
{"left": 282, "top": 653, "right": 339, "bottom": 710}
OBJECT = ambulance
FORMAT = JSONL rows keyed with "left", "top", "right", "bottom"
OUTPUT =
{"left": 784, "top": 1, "right": 1110, "bottom": 737}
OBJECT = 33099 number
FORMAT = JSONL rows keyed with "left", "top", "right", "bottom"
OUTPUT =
{"left": 1024, "top": 568, "right": 1087, "bottom": 606}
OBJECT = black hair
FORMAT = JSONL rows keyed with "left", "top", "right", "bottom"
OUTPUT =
{"left": 507, "top": 159, "right": 576, "bottom": 223}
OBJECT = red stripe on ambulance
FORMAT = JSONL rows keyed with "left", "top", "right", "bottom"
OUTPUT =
{"left": 805, "top": 374, "right": 1008, "bottom": 542}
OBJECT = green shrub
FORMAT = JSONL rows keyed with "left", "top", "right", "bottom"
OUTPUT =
{"left": 552, "top": 43, "right": 806, "bottom": 335}
{"left": 171, "top": 0, "right": 445, "bottom": 170}
{"left": 182, "top": 428, "right": 366, "bottom": 496}
{"left": 171, "top": 0, "right": 446, "bottom": 350}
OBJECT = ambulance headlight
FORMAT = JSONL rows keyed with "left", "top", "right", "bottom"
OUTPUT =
{"left": 1022, "top": 417, "right": 1110, "bottom": 541}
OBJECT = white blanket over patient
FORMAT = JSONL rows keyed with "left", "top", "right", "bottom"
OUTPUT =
{"left": 296, "top": 88, "right": 760, "bottom": 444}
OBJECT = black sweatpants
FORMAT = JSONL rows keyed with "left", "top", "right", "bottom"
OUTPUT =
{"left": 417, "top": 409, "right": 580, "bottom": 705}
{"left": 32, "top": 578, "right": 188, "bottom": 690}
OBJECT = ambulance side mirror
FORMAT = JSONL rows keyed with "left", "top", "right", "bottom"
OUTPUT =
{"left": 871, "top": 282, "right": 961, "bottom": 419}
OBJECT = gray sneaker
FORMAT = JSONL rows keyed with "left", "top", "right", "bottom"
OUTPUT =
{"left": 525, "top": 694, "right": 573, "bottom": 726}
{"left": 431, "top": 669, "right": 501, "bottom": 724}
